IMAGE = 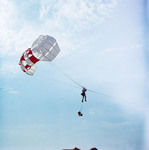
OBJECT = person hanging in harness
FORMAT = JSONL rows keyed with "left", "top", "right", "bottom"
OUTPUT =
{"left": 81, "top": 87, "right": 87, "bottom": 102}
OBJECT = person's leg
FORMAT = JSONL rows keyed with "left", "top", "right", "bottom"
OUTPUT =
{"left": 85, "top": 95, "right": 87, "bottom": 101}
{"left": 82, "top": 96, "right": 84, "bottom": 102}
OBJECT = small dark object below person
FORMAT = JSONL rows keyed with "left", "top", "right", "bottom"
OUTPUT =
{"left": 78, "top": 111, "right": 83, "bottom": 116}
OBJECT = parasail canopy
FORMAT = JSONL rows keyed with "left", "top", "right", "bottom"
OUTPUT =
{"left": 19, "top": 35, "right": 60, "bottom": 75}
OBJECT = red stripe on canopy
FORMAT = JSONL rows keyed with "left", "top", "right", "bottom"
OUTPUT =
{"left": 26, "top": 48, "right": 39, "bottom": 64}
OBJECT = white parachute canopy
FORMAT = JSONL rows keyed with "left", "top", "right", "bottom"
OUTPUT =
{"left": 31, "top": 35, "right": 60, "bottom": 61}
{"left": 19, "top": 35, "right": 60, "bottom": 75}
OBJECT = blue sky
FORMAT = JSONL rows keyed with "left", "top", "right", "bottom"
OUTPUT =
{"left": 0, "top": 0, "right": 149, "bottom": 150}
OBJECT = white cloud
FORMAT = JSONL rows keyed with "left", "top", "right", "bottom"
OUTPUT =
{"left": 8, "top": 90, "right": 19, "bottom": 94}
{"left": 39, "top": 0, "right": 118, "bottom": 31}
{"left": 97, "top": 44, "right": 143, "bottom": 56}
{"left": 0, "top": 0, "right": 17, "bottom": 55}
{"left": 0, "top": 0, "right": 18, "bottom": 29}
{"left": 0, "top": 0, "right": 118, "bottom": 57}
{"left": 0, "top": 0, "right": 31, "bottom": 56}
{"left": 2, "top": 85, "right": 19, "bottom": 94}
{"left": 38, "top": 0, "right": 118, "bottom": 58}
